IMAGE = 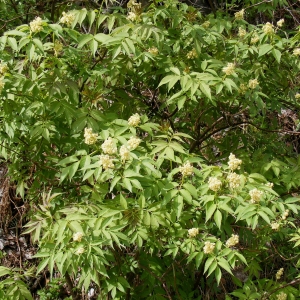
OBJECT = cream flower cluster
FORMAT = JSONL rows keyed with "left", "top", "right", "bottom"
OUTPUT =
{"left": 99, "top": 154, "right": 114, "bottom": 170}
{"left": 101, "top": 137, "right": 117, "bottom": 154}
{"left": 60, "top": 12, "right": 75, "bottom": 26}
{"left": 295, "top": 93, "right": 300, "bottom": 99}
{"left": 187, "top": 49, "right": 197, "bottom": 59}
{"left": 0, "top": 77, "right": 4, "bottom": 92}
{"left": 227, "top": 172, "right": 241, "bottom": 189}
{"left": 277, "top": 19, "right": 284, "bottom": 27}
{"left": 54, "top": 40, "right": 63, "bottom": 56}
{"left": 208, "top": 177, "right": 222, "bottom": 192}
{"left": 248, "top": 79, "right": 259, "bottom": 89}
{"left": 238, "top": 27, "right": 246, "bottom": 38}
{"left": 282, "top": 209, "right": 289, "bottom": 220}
{"left": 73, "top": 232, "right": 83, "bottom": 242}
{"left": 239, "top": 83, "right": 248, "bottom": 94}
{"left": 127, "top": 12, "right": 137, "bottom": 22}
{"left": 203, "top": 241, "right": 215, "bottom": 254}
{"left": 277, "top": 292, "right": 287, "bottom": 300}
{"left": 120, "top": 145, "right": 130, "bottom": 161}
{"left": 271, "top": 222, "right": 280, "bottom": 230}
{"left": 127, "top": 136, "right": 141, "bottom": 150}
{"left": 293, "top": 48, "right": 300, "bottom": 56}
{"left": 226, "top": 234, "right": 239, "bottom": 247}
{"left": 0, "top": 63, "right": 8, "bottom": 75}
{"left": 84, "top": 128, "right": 98, "bottom": 145}
{"left": 222, "top": 63, "right": 235, "bottom": 75}
{"left": 249, "top": 188, "right": 263, "bottom": 203}
{"left": 179, "top": 161, "right": 193, "bottom": 177}
{"left": 148, "top": 47, "right": 159, "bottom": 55}
{"left": 276, "top": 268, "right": 284, "bottom": 280}
{"left": 228, "top": 153, "right": 242, "bottom": 171}
{"left": 234, "top": 9, "right": 244, "bottom": 20}
{"left": 188, "top": 228, "right": 199, "bottom": 238}
{"left": 76, "top": 247, "right": 85, "bottom": 255}
{"left": 128, "top": 113, "right": 141, "bottom": 127}
{"left": 263, "top": 22, "right": 274, "bottom": 35}
{"left": 30, "top": 17, "right": 43, "bottom": 33}
{"left": 265, "top": 182, "right": 274, "bottom": 188}
{"left": 202, "top": 21, "right": 210, "bottom": 28}
{"left": 250, "top": 33, "right": 259, "bottom": 44}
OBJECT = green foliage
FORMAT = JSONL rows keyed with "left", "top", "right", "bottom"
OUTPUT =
{"left": 0, "top": 0, "right": 300, "bottom": 299}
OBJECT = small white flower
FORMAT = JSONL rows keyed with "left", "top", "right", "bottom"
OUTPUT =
{"left": 228, "top": 153, "right": 242, "bottom": 171}
{"left": 276, "top": 268, "right": 284, "bottom": 280}
{"left": 293, "top": 48, "right": 300, "bottom": 56}
{"left": 227, "top": 173, "right": 241, "bottom": 189}
{"left": 148, "top": 47, "right": 159, "bottom": 55}
{"left": 188, "top": 228, "right": 199, "bottom": 238}
{"left": 60, "top": 12, "right": 75, "bottom": 26}
{"left": 234, "top": 9, "right": 245, "bottom": 20}
{"left": 76, "top": 247, "right": 85, "bottom": 255}
{"left": 0, "top": 63, "right": 8, "bottom": 75}
{"left": 265, "top": 182, "right": 274, "bottom": 188}
{"left": 249, "top": 188, "right": 263, "bottom": 203}
{"left": 277, "top": 292, "right": 287, "bottom": 300}
{"left": 250, "top": 33, "right": 260, "bottom": 44}
{"left": 0, "top": 77, "right": 4, "bottom": 92}
{"left": 238, "top": 27, "right": 246, "bottom": 38}
{"left": 179, "top": 161, "right": 193, "bottom": 177}
{"left": 295, "top": 93, "right": 300, "bottom": 99}
{"left": 271, "top": 222, "right": 280, "bottom": 230}
{"left": 99, "top": 154, "right": 114, "bottom": 170}
{"left": 226, "top": 234, "right": 239, "bottom": 247}
{"left": 263, "top": 22, "right": 274, "bottom": 35}
{"left": 277, "top": 19, "right": 284, "bottom": 27}
{"left": 202, "top": 21, "right": 210, "bottom": 28}
{"left": 248, "top": 79, "right": 259, "bottom": 89}
{"left": 187, "top": 49, "right": 197, "bottom": 59}
{"left": 222, "top": 63, "right": 235, "bottom": 76}
{"left": 203, "top": 241, "right": 215, "bottom": 254}
{"left": 128, "top": 113, "right": 141, "bottom": 127}
{"left": 84, "top": 128, "right": 98, "bottom": 145}
{"left": 282, "top": 209, "right": 289, "bottom": 220}
{"left": 30, "top": 17, "right": 44, "bottom": 33}
{"left": 208, "top": 177, "right": 222, "bottom": 192}
{"left": 54, "top": 40, "right": 63, "bottom": 56}
{"left": 101, "top": 137, "right": 117, "bottom": 154}
{"left": 239, "top": 83, "right": 248, "bottom": 94}
{"left": 127, "top": 12, "right": 137, "bottom": 22}
{"left": 73, "top": 232, "right": 83, "bottom": 242}
{"left": 120, "top": 145, "right": 130, "bottom": 161}
{"left": 127, "top": 136, "right": 141, "bottom": 150}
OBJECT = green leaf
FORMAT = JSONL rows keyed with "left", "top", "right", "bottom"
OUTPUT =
{"left": 33, "top": 38, "right": 44, "bottom": 52}
{"left": 214, "top": 209, "right": 222, "bottom": 229}
{"left": 36, "top": 258, "right": 50, "bottom": 274}
{"left": 120, "top": 194, "right": 127, "bottom": 209}
{"left": 199, "top": 82, "right": 211, "bottom": 99}
{"left": 206, "top": 203, "right": 217, "bottom": 222}
{"left": 0, "top": 266, "right": 11, "bottom": 277}
{"left": 258, "top": 44, "right": 273, "bottom": 57}
{"left": 78, "top": 34, "right": 93, "bottom": 48}
{"left": 258, "top": 211, "right": 270, "bottom": 224}
{"left": 218, "top": 257, "right": 233, "bottom": 275}
{"left": 272, "top": 48, "right": 281, "bottom": 63}
{"left": 58, "top": 156, "right": 79, "bottom": 166}
{"left": 183, "top": 183, "right": 197, "bottom": 198}
{"left": 68, "top": 161, "right": 80, "bottom": 180}
{"left": 7, "top": 37, "right": 18, "bottom": 51}
{"left": 89, "top": 39, "right": 98, "bottom": 57}
{"left": 204, "top": 257, "right": 214, "bottom": 274}
{"left": 180, "top": 189, "right": 192, "bottom": 204}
